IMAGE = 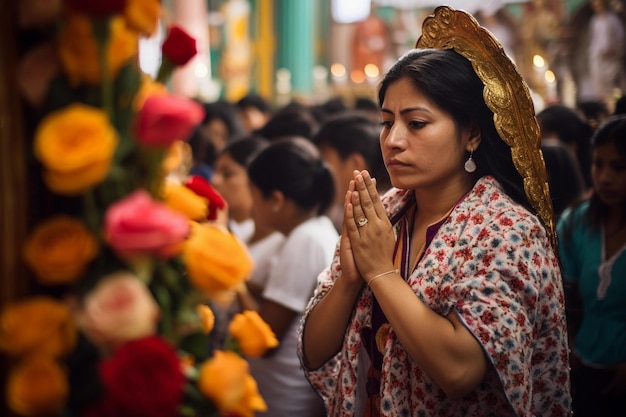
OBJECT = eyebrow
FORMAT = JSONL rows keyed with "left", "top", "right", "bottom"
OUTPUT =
{"left": 380, "top": 106, "right": 432, "bottom": 115}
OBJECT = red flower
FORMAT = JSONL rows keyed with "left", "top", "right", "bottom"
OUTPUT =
{"left": 184, "top": 175, "right": 226, "bottom": 221}
{"left": 84, "top": 336, "right": 185, "bottom": 417}
{"left": 135, "top": 94, "right": 205, "bottom": 147}
{"left": 162, "top": 26, "right": 197, "bottom": 66}
{"left": 65, "top": 0, "right": 127, "bottom": 16}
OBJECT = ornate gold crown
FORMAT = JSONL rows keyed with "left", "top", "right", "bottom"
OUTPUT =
{"left": 416, "top": 5, "right": 555, "bottom": 247}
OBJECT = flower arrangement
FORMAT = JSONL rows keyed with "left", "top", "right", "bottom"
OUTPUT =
{"left": 1, "top": 1, "right": 278, "bottom": 417}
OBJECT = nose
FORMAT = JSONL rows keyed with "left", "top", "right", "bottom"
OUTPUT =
{"left": 382, "top": 123, "right": 406, "bottom": 150}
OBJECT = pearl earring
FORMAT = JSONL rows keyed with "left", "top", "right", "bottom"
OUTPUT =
{"left": 464, "top": 148, "right": 477, "bottom": 173}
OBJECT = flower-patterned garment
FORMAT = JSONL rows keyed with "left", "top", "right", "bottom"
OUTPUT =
{"left": 297, "top": 176, "right": 572, "bottom": 417}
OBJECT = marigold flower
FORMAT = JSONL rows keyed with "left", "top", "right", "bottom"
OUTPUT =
{"left": 23, "top": 215, "right": 98, "bottom": 285}
{"left": 124, "top": 0, "right": 161, "bottom": 37}
{"left": 105, "top": 189, "right": 190, "bottom": 259}
{"left": 77, "top": 271, "right": 160, "bottom": 351}
{"left": 6, "top": 355, "right": 68, "bottom": 416}
{"left": 183, "top": 223, "right": 254, "bottom": 296}
{"left": 198, "top": 350, "right": 266, "bottom": 417}
{"left": 229, "top": 311, "right": 279, "bottom": 357}
{"left": 33, "top": 103, "right": 118, "bottom": 195}
{"left": 161, "top": 181, "right": 208, "bottom": 221}
{"left": 58, "top": 14, "right": 137, "bottom": 85}
{"left": 162, "top": 25, "right": 198, "bottom": 66}
{"left": 135, "top": 93, "right": 205, "bottom": 147}
{"left": 0, "top": 296, "right": 76, "bottom": 358}
{"left": 197, "top": 305, "right": 215, "bottom": 334}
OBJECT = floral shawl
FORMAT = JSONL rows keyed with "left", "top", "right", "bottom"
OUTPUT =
{"left": 297, "top": 176, "right": 571, "bottom": 417}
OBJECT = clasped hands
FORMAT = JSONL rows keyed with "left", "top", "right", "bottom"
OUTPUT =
{"left": 339, "top": 170, "right": 397, "bottom": 287}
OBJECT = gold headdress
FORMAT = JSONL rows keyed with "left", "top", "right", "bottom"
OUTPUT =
{"left": 416, "top": 5, "right": 555, "bottom": 247}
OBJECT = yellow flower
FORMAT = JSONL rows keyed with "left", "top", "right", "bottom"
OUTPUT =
{"left": 6, "top": 355, "right": 68, "bottom": 417}
{"left": 197, "top": 305, "right": 215, "bottom": 334}
{"left": 124, "top": 0, "right": 162, "bottom": 37}
{"left": 23, "top": 215, "right": 98, "bottom": 285}
{"left": 162, "top": 181, "right": 208, "bottom": 221}
{"left": 183, "top": 223, "right": 254, "bottom": 296}
{"left": 58, "top": 13, "right": 138, "bottom": 85}
{"left": 33, "top": 103, "right": 118, "bottom": 195}
{"left": 198, "top": 350, "right": 266, "bottom": 417}
{"left": 229, "top": 310, "right": 279, "bottom": 357}
{"left": 0, "top": 297, "right": 76, "bottom": 358}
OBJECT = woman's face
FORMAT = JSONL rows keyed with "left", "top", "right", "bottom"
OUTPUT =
{"left": 211, "top": 153, "right": 253, "bottom": 222}
{"left": 591, "top": 142, "right": 626, "bottom": 207}
{"left": 379, "top": 77, "right": 473, "bottom": 191}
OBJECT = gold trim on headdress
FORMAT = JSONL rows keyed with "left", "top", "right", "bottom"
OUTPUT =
{"left": 416, "top": 5, "right": 555, "bottom": 247}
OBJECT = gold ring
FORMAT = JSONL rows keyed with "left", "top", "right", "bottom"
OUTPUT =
{"left": 357, "top": 218, "right": 368, "bottom": 227}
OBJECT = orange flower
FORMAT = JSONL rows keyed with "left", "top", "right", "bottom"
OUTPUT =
{"left": 197, "top": 305, "right": 215, "bottom": 334}
{"left": 6, "top": 356, "right": 68, "bottom": 416}
{"left": 183, "top": 223, "right": 254, "bottom": 296}
{"left": 229, "top": 310, "right": 279, "bottom": 357}
{"left": 0, "top": 297, "right": 76, "bottom": 358}
{"left": 33, "top": 104, "right": 118, "bottom": 195}
{"left": 198, "top": 350, "right": 266, "bottom": 417}
{"left": 162, "top": 181, "right": 208, "bottom": 221}
{"left": 124, "top": 0, "right": 161, "bottom": 37}
{"left": 23, "top": 215, "right": 98, "bottom": 285}
{"left": 58, "top": 13, "right": 138, "bottom": 85}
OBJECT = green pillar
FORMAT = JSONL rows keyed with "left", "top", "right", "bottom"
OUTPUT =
{"left": 276, "top": 0, "right": 316, "bottom": 96}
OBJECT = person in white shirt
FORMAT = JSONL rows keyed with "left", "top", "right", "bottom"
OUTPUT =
{"left": 237, "top": 136, "right": 338, "bottom": 417}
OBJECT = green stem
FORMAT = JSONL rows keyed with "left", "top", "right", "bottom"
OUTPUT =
{"left": 93, "top": 18, "right": 114, "bottom": 124}
{"left": 83, "top": 189, "right": 101, "bottom": 238}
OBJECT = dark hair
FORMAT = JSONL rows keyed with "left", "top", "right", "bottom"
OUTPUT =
{"left": 313, "top": 111, "right": 391, "bottom": 191}
{"left": 247, "top": 137, "right": 335, "bottom": 216}
{"left": 614, "top": 95, "right": 626, "bottom": 115}
{"left": 536, "top": 104, "right": 593, "bottom": 188}
{"left": 202, "top": 99, "right": 246, "bottom": 141}
{"left": 219, "top": 136, "right": 269, "bottom": 168}
{"left": 254, "top": 104, "right": 319, "bottom": 141}
{"left": 235, "top": 93, "right": 271, "bottom": 113}
{"left": 378, "top": 48, "right": 530, "bottom": 211}
{"left": 541, "top": 142, "right": 586, "bottom": 220}
{"left": 586, "top": 115, "right": 626, "bottom": 228}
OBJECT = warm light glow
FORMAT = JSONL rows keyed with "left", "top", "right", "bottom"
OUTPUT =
{"left": 351, "top": 70, "right": 366, "bottom": 84}
{"left": 330, "top": 63, "right": 346, "bottom": 78}
{"left": 544, "top": 70, "right": 556, "bottom": 83}
{"left": 364, "top": 64, "right": 379, "bottom": 78}
{"left": 533, "top": 55, "right": 545, "bottom": 68}
{"left": 194, "top": 61, "right": 208, "bottom": 78}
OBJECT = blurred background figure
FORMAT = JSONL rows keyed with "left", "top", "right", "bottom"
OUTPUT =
{"left": 587, "top": 0, "right": 626, "bottom": 106}
{"left": 200, "top": 99, "right": 246, "bottom": 154}
{"left": 254, "top": 102, "right": 320, "bottom": 142}
{"left": 236, "top": 137, "right": 337, "bottom": 417}
{"left": 541, "top": 141, "right": 587, "bottom": 221}
{"left": 537, "top": 104, "right": 594, "bottom": 190}
{"left": 557, "top": 114, "right": 626, "bottom": 417}
{"left": 313, "top": 110, "right": 391, "bottom": 231}
{"left": 235, "top": 93, "right": 273, "bottom": 134}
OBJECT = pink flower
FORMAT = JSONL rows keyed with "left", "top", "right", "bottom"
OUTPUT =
{"left": 162, "top": 26, "right": 197, "bottom": 66}
{"left": 135, "top": 94, "right": 204, "bottom": 147}
{"left": 84, "top": 336, "right": 185, "bottom": 417}
{"left": 76, "top": 271, "right": 160, "bottom": 351}
{"left": 105, "top": 189, "right": 190, "bottom": 259}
